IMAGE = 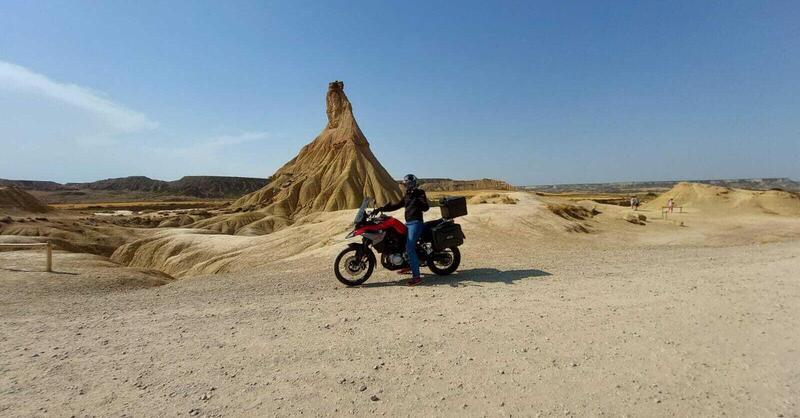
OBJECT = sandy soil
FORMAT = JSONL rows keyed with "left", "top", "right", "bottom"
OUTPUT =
{"left": 2, "top": 203, "right": 799, "bottom": 416}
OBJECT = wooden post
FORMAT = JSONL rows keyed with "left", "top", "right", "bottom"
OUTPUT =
{"left": 46, "top": 242, "right": 52, "bottom": 272}
{"left": 0, "top": 242, "right": 52, "bottom": 272}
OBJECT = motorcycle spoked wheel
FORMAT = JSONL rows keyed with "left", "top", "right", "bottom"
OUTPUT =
{"left": 427, "top": 246, "right": 461, "bottom": 276}
{"left": 334, "top": 246, "right": 376, "bottom": 286}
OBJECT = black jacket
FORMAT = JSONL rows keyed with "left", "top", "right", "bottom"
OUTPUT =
{"left": 379, "top": 188, "right": 430, "bottom": 222}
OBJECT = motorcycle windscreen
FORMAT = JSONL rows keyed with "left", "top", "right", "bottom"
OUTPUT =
{"left": 353, "top": 197, "right": 373, "bottom": 225}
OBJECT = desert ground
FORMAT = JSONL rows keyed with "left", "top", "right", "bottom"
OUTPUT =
{"left": 2, "top": 188, "right": 799, "bottom": 417}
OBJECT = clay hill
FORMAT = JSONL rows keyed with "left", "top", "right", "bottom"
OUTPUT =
{"left": 0, "top": 187, "right": 50, "bottom": 214}
{"left": 226, "top": 81, "right": 402, "bottom": 219}
{"left": 415, "top": 178, "right": 515, "bottom": 192}
{"left": 645, "top": 182, "right": 800, "bottom": 216}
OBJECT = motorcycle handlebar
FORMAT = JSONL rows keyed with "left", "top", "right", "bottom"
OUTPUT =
{"left": 367, "top": 209, "right": 384, "bottom": 219}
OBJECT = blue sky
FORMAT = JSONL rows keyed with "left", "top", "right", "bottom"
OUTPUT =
{"left": 1, "top": 0, "right": 798, "bottom": 185}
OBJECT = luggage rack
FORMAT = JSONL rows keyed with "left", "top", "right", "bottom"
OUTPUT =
{"left": 438, "top": 196, "right": 468, "bottom": 220}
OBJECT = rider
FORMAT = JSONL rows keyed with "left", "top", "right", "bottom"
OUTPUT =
{"left": 376, "top": 174, "right": 430, "bottom": 286}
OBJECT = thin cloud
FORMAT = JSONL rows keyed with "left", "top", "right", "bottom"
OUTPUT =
{"left": 0, "top": 61, "right": 269, "bottom": 181}
{"left": 134, "top": 131, "right": 270, "bottom": 178}
{"left": 147, "top": 131, "right": 270, "bottom": 155}
{"left": 197, "top": 131, "right": 270, "bottom": 150}
{"left": 0, "top": 60, "right": 157, "bottom": 133}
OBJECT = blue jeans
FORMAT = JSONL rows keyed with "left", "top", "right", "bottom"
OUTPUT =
{"left": 406, "top": 220, "right": 424, "bottom": 278}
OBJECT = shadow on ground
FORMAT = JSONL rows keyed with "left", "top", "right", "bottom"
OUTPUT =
{"left": 361, "top": 268, "right": 552, "bottom": 288}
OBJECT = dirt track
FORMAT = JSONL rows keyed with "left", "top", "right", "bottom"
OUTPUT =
{"left": 2, "top": 236, "right": 798, "bottom": 417}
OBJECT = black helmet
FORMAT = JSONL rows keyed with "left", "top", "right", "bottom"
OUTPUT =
{"left": 403, "top": 174, "right": 418, "bottom": 191}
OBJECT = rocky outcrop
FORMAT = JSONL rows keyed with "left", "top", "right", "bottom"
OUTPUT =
{"left": 230, "top": 81, "right": 403, "bottom": 218}
{"left": 622, "top": 212, "right": 647, "bottom": 225}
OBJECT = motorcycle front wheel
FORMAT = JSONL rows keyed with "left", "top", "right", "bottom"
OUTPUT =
{"left": 334, "top": 246, "right": 376, "bottom": 286}
{"left": 428, "top": 246, "right": 461, "bottom": 276}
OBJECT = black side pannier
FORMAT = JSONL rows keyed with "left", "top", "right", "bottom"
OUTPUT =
{"left": 439, "top": 196, "right": 468, "bottom": 219}
{"left": 431, "top": 222, "right": 465, "bottom": 251}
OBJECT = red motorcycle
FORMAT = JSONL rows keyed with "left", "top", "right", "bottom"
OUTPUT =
{"left": 333, "top": 197, "right": 467, "bottom": 286}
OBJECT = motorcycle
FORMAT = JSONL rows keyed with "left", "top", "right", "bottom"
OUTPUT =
{"left": 333, "top": 197, "right": 466, "bottom": 286}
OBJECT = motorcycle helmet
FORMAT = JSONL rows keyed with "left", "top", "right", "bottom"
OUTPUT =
{"left": 403, "top": 174, "right": 418, "bottom": 192}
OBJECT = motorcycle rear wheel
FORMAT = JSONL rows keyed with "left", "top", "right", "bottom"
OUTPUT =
{"left": 334, "top": 246, "right": 376, "bottom": 286}
{"left": 428, "top": 246, "right": 461, "bottom": 276}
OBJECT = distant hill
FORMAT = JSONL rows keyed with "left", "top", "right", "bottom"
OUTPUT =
{"left": 0, "top": 179, "right": 65, "bottom": 191}
{"left": 169, "top": 176, "right": 269, "bottom": 198}
{"left": 525, "top": 178, "right": 800, "bottom": 193}
{"left": 701, "top": 178, "right": 800, "bottom": 191}
{"left": 0, "top": 176, "right": 269, "bottom": 199}
{"left": 411, "top": 178, "right": 516, "bottom": 192}
{"left": 67, "top": 176, "right": 170, "bottom": 192}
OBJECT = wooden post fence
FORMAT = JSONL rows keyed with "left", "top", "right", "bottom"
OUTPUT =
{"left": 0, "top": 242, "right": 52, "bottom": 272}
{"left": 661, "top": 206, "right": 684, "bottom": 219}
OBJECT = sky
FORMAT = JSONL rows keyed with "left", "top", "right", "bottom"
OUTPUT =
{"left": 1, "top": 0, "right": 798, "bottom": 185}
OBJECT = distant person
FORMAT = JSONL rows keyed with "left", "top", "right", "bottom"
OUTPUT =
{"left": 667, "top": 198, "right": 674, "bottom": 213}
{"left": 376, "top": 174, "right": 430, "bottom": 286}
{"left": 630, "top": 196, "right": 640, "bottom": 211}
